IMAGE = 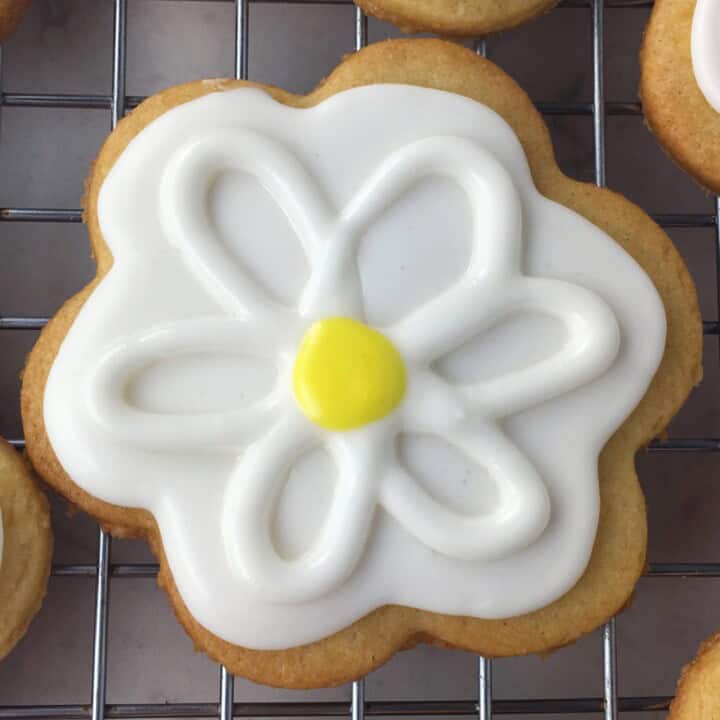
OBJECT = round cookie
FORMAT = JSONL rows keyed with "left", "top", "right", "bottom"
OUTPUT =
{"left": 0, "top": 0, "right": 30, "bottom": 43}
{"left": 0, "top": 437, "right": 52, "bottom": 661}
{"left": 670, "top": 632, "right": 720, "bottom": 719}
{"left": 355, "top": 0, "right": 558, "bottom": 35}
{"left": 641, "top": 0, "right": 720, "bottom": 193}
{"left": 21, "top": 38, "right": 702, "bottom": 688}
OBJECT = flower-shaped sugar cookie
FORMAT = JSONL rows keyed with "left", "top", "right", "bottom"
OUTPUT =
{"left": 22, "top": 40, "right": 701, "bottom": 688}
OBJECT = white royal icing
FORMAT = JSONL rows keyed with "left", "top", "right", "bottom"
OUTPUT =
{"left": 692, "top": 0, "right": 720, "bottom": 112}
{"left": 44, "top": 84, "right": 666, "bottom": 650}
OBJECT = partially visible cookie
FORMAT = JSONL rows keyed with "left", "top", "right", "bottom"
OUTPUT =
{"left": 0, "top": 0, "right": 30, "bottom": 43}
{"left": 354, "top": 0, "right": 558, "bottom": 36}
{"left": 640, "top": 0, "right": 720, "bottom": 193}
{"left": 0, "top": 437, "right": 52, "bottom": 661}
{"left": 670, "top": 631, "right": 720, "bottom": 719}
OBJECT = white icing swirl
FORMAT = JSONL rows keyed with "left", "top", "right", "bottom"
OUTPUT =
{"left": 692, "top": 0, "right": 720, "bottom": 112}
{"left": 44, "top": 85, "right": 666, "bottom": 650}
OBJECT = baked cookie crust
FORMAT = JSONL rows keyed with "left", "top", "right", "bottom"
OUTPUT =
{"left": 0, "top": 0, "right": 30, "bottom": 43}
{"left": 0, "top": 437, "right": 52, "bottom": 662}
{"left": 355, "top": 0, "right": 558, "bottom": 36}
{"left": 640, "top": 0, "right": 720, "bottom": 193}
{"left": 670, "top": 631, "right": 720, "bottom": 719}
{"left": 21, "top": 38, "right": 702, "bottom": 688}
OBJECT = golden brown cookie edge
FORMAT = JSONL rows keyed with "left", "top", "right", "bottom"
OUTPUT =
{"left": 21, "top": 37, "right": 702, "bottom": 688}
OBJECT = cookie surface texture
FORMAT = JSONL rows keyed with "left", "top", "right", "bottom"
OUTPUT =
{"left": 0, "top": 0, "right": 30, "bottom": 43}
{"left": 641, "top": 0, "right": 720, "bottom": 193}
{"left": 0, "top": 437, "right": 52, "bottom": 662}
{"left": 21, "top": 39, "right": 702, "bottom": 688}
{"left": 353, "top": 0, "right": 558, "bottom": 35}
{"left": 670, "top": 632, "right": 720, "bottom": 719}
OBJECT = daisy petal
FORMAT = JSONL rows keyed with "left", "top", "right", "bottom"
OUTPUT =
{"left": 159, "top": 129, "right": 334, "bottom": 325}
{"left": 300, "top": 136, "right": 523, "bottom": 322}
{"left": 380, "top": 422, "right": 550, "bottom": 561}
{"left": 341, "top": 136, "right": 522, "bottom": 278}
{"left": 356, "top": 177, "right": 473, "bottom": 327}
{"left": 86, "top": 317, "right": 280, "bottom": 450}
{"left": 223, "top": 414, "right": 381, "bottom": 603}
{"left": 461, "top": 278, "right": 620, "bottom": 418}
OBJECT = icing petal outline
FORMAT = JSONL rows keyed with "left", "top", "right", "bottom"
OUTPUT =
{"left": 223, "top": 412, "right": 384, "bottom": 602}
{"left": 87, "top": 316, "right": 282, "bottom": 450}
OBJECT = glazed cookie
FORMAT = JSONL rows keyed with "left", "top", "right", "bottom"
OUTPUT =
{"left": 0, "top": 437, "right": 52, "bottom": 661}
{"left": 22, "top": 39, "right": 701, "bottom": 688}
{"left": 354, "top": 0, "right": 558, "bottom": 35}
{"left": 0, "top": 0, "right": 30, "bottom": 43}
{"left": 670, "top": 632, "right": 720, "bottom": 719}
{"left": 641, "top": 0, "right": 720, "bottom": 193}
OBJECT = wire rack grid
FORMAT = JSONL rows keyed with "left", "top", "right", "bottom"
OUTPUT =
{"left": 0, "top": 0, "right": 718, "bottom": 717}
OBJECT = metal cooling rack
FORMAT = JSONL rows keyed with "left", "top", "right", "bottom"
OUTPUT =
{"left": 0, "top": 0, "right": 718, "bottom": 717}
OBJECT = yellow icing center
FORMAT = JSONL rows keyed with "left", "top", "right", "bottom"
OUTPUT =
{"left": 293, "top": 317, "right": 406, "bottom": 431}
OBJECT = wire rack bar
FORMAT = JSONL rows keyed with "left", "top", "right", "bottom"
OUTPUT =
{"left": 0, "top": 93, "right": 648, "bottom": 116}
{"left": 654, "top": 213, "right": 717, "bottom": 228}
{"left": 0, "top": 318, "right": 47, "bottom": 328}
{"left": 355, "top": 5, "right": 367, "bottom": 47}
{"left": 592, "top": 0, "right": 606, "bottom": 187}
{"left": 219, "top": 671, "right": 233, "bottom": 720}
{"left": 647, "top": 563, "right": 720, "bottom": 577}
{"left": 110, "top": 0, "right": 127, "bottom": 128}
{"left": 90, "top": 529, "right": 111, "bottom": 720}
{"left": 234, "top": 0, "right": 249, "bottom": 80}
{"left": 0, "top": 696, "right": 677, "bottom": 718}
{"left": 0, "top": 209, "right": 82, "bottom": 222}
{"left": 591, "top": 3, "right": 619, "bottom": 718}
{"left": 52, "top": 564, "right": 160, "bottom": 578}
{"left": 603, "top": 621, "right": 618, "bottom": 720}
{"left": 351, "top": 679, "right": 365, "bottom": 720}
{"left": 477, "top": 657, "right": 492, "bottom": 720}
{"left": 648, "top": 438, "right": 720, "bottom": 451}
{"left": 90, "top": 6, "right": 126, "bottom": 720}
